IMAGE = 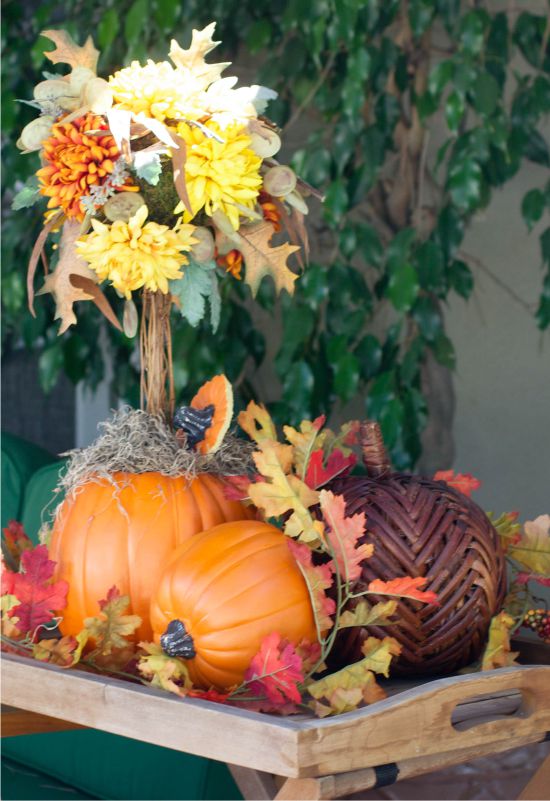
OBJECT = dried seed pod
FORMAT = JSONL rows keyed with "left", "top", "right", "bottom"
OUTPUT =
{"left": 190, "top": 226, "right": 215, "bottom": 262}
{"left": 123, "top": 299, "right": 138, "bottom": 338}
{"left": 285, "top": 189, "right": 309, "bottom": 215}
{"left": 19, "top": 116, "right": 56, "bottom": 152}
{"left": 263, "top": 165, "right": 297, "bottom": 198}
{"left": 104, "top": 192, "right": 145, "bottom": 222}
{"left": 69, "top": 66, "right": 96, "bottom": 96}
{"left": 84, "top": 77, "right": 113, "bottom": 114}
{"left": 160, "top": 619, "right": 196, "bottom": 659}
{"left": 34, "top": 79, "right": 79, "bottom": 110}
{"left": 248, "top": 126, "right": 281, "bottom": 158}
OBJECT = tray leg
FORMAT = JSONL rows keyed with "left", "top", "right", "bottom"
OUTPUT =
{"left": 275, "top": 778, "right": 323, "bottom": 800}
{"left": 517, "top": 750, "right": 550, "bottom": 800}
{"left": 228, "top": 765, "right": 279, "bottom": 800}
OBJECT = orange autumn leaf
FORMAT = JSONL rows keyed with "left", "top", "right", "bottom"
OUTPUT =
{"left": 481, "top": 612, "right": 520, "bottom": 670}
{"left": 238, "top": 221, "right": 300, "bottom": 296}
{"left": 84, "top": 586, "right": 141, "bottom": 656}
{"left": 243, "top": 632, "right": 304, "bottom": 706}
{"left": 42, "top": 29, "right": 99, "bottom": 72}
{"left": 319, "top": 490, "right": 373, "bottom": 583}
{"left": 33, "top": 630, "right": 88, "bottom": 668}
{"left": 433, "top": 470, "right": 481, "bottom": 498}
{"left": 237, "top": 400, "right": 278, "bottom": 444}
{"left": 287, "top": 540, "right": 335, "bottom": 634}
{"left": 367, "top": 576, "right": 439, "bottom": 605}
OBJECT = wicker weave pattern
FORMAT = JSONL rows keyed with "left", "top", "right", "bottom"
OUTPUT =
{"left": 328, "top": 472, "right": 507, "bottom": 675}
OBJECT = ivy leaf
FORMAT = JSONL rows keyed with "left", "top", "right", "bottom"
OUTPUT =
{"left": 367, "top": 576, "right": 439, "bottom": 604}
{"left": 8, "top": 545, "right": 69, "bottom": 635}
{"left": 138, "top": 641, "right": 192, "bottom": 696}
{"left": 170, "top": 260, "right": 220, "bottom": 332}
{"left": 338, "top": 599, "right": 398, "bottom": 629}
{"left": 304, "top": 449, "right": 357, "bottom": 489}
{"left": 481, "top": 612, "right": 519, "bottom": 670}
{"left": 33, "top": 631, "right": 88, "bottom": 668}
{"left": 283, "top": 416, "right": 327, "bottom": 479}
{"left": 237, "top": 400, "right": 278, "bottom": 444}
{"left": 319, "top": 490, "right": 373, "bottom": 583}
{"left": 11, "top": 177, "right": 41, "bottom": 211}
{"left": 242, "top": 632, "right": 304, "bottom": 707}
{"left": 287, "top": 540, "right": 335, "bottom": 634}
{"left": 433, "top": 469, "right": 481, "bottom": 497}
{"left": 508, "top": 515, "right": 550, "bottom": 576}
{"left": 84, "top": 586, "right": 141, "bottom": 655}
{"left": 133, "top": 151, "right": 162, "bottom": 186}
{"left": 239, "top": 221, "right": 300, "bottom": 296}
{"left": 2, "top": 521, "right": 33, "bottom": 573}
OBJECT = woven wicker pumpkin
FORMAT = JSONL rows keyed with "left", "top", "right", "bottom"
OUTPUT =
{"left": 328, "top": 422, "right": 506, "bottom": 676}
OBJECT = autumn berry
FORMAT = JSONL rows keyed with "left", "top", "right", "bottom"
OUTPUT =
{"left": 522, "top": 608, "right": 550, "bottom": 643}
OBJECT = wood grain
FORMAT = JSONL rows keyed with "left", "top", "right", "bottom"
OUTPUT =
{"left": 517, "top": 751, "right": 550, "bottom": 801}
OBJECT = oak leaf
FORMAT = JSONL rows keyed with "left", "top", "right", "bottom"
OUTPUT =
{"left": 305, "top": 448, "right": 357, "bottom": 489}
{"left": 138, "top": 641, "right": 192, "bottom": 696}
{"left": 42, "top": 30, "right": 99, "bottom": 72}
{"left": 283, "top": 417, "right": 327, "bottom": 480}
{"left": 239, "top": 221, "right": 300, "bottom": 296}
{"left": 222, "top": 474, "right": 255, "bottom": 502}
{"left": 33, "top": 630, "right": 88, "bottom": 668}
{"left": 368, "top": 576, "right": 439, "bottom": 605}
{"left": 508, "top": 515, "right": 550, "bottom": 577}
{"left": 8, "top": 545, "right": 69, "bottom": 635}
{"left": 481, "top": 612, "right": 519, "bottom": 670}
{"left": 319, "top": 490, "right": 373, "bottom": 583}
{"left": 243, "top": 632, "right": 304, "bottom": 706}
{"left": 287, "top": 540, "right": 335, "bottom": 634}
{"left": 169, "top": 23, "right": 229, "bottom": 85}
{"left": 360, "top": 635, "right": 402, "bottom": 677}
{"left": 1, "top": 594, "right": 22, "bottom": 640}
{"left": 338, "top": 599, "right": 398, "bottom": 629}
{"left": 2, "top": 521, "right": 32, "bottom": 573}
{"left": 433, "top": 470, "right": 481, "bottom": 497}
{"left": 84, "top": 586, "right": 141, "bottom": 656}
{"left": 237, "top": 401, "right": 278, "bottom": 444}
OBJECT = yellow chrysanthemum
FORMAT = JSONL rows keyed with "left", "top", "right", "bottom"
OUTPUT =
{"left": 109, "top": 60, "right": 205, "bottom": 122}
{"left": 76, "top": 205, "right": 197, "bottom": 298}
{"left": 175, "top": 122, "right": 262, "bottom": 230}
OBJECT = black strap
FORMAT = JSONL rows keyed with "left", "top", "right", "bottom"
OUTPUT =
{"left": 543, "top": 732, "right": 550, "bottom": 742}
{"left": 373, "top": 762, "right": 400, "bottom": 787}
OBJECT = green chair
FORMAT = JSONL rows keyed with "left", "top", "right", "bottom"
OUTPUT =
{"left": 1, "top": 433, "right": 242, "bottom": 801}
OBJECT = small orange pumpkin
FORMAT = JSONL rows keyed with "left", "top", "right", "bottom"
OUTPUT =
{"left": 150, "top": 520, "right": 317, "bottom": 690}
{"left": 50, "top": 472, "right": 253, "bottom": 641}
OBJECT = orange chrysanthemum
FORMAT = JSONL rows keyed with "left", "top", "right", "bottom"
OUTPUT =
{"left": 37, "top": 114, "right": 121, "bottom": 221}
{"left": 217, "top": 249, "right": 243, "bottom": 280}
{"left": 259, "top": 191, "right": 282, "bottom": 232}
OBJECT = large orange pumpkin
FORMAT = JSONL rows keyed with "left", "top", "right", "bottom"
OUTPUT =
{"left": 50, "top": 472, "right": 253, "bottom": 641}
{"left": 150, "top": 520, "right": 317, "bottom": 690}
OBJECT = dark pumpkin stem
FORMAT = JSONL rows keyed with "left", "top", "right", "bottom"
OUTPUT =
{"left": 160, "top": 619, "right": 196, "bottom": 659}
{"left": 360, "top": 420, "right": 391, "bottom": 477}
{"left": 173, "top": 404, "right": 215, "bottom": 449}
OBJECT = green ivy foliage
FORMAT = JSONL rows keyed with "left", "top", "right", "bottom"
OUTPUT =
{"left": 2, "top": 0, "right": 549, "bottom": 468}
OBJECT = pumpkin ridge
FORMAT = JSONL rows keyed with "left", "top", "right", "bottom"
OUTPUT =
{"left": 197, "top": 595, "right": 314, "bottom": 643}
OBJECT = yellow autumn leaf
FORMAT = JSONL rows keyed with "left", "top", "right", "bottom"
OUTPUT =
{"left": 508, "top": 515, "right": 550, "bottom": 576}
{"left": 169, "top": 23, "right": 229, "bottom": 85}
{"left": 138, "top": 642, "right": 192, "bottom": 697}
{"left": 237, "top": 401, "right": 278, "bottom": 445}
{"left": 481, "top": 612, "right": 520, "bottom": 671}
{"left": 307, "top": 647, "right": 391, "bottom": 716}
{"left": 84, "top": 587, "right": 141, "bottom": 656}
{"left": 338, "top": 599, "right": 398, "bottom": 629}
{"left": 360, "top": 636, "right": 402, "bottom": 677}
{"left": 32, "top": 630, "right": 88, "bottom": 668}
{"left": 283, "top": 418, "right": 328, "bottom": 480}
{"left": 239, "top": 221, "right": 300, "bottom": 297}
{"left": 42, "top": 30, "right": 99, "bottom": 72}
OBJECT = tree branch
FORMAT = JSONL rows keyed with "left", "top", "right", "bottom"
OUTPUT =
{"left": 459, "top": 250, "right": 537, "bottom": 315}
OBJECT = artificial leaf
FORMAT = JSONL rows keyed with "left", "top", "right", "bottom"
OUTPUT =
{"left": 249, "top": 444, "right": 323, "bottom": 544}
{"left": 69, "top": 274, "right": 122, "bottom": 331}
{"left": 508, "top": 515, "right": 550, "bottom": 577}
{"left": 488, "top": 511, "right": 521, "bottom": 553}
{"left": 84, "top": 586, "right": 141, "bottom": 655}
{"left": 169, "top": 23, "right": 230, "bottom": 85}
{"left": 243, "top": 632, "right": 303, "bottom": 706}
{"left": 11, "top": 176, "right": 41, "bottom": 210}
{"left": 305, "top": 448, "right": 357, "bottom": 490}
{"left": 170, "top": 260, "right": 220, "bottom": 331}
{"left": 433, "top": 470, "right": 481, "bottom": 497}
{"left": 283, "top": 417, "right": 327, "bottom": 480}
{"left": 1, "top": 594, "right": 21, "bottom": 640}
{"left": 42, "top": 29, "right": 99, "bottom": 72}
{"left": 221, "top": 474, "right": 254, "bottom": 502}
{"left": 295, "top": 638, "right": 323, "bottom": 673}
{"left": 2, "top": 521, "right": 32, "bottom": 573}
{"left": 239, "top": 221, "right": 300, "bottom": 297}
{"left": 360, "top": 635, "right": 402, "bottom": 677}
{"left": 37, "top": 219, "right": 100, "bottom": 334}
{"left": 481, "top": 612, "right": 519, "bottom": 670}
{"left": 287, "top": 540, "right": 335, "bottom": 633}
{"left": 237, "top": 401, "right": 277, "bottom": 444}
{"left": 138, "top": 641, "right": 192, "bottom": 696}
{"left": 188, "top": 687, "right": 230, "bottom": 703}
{"left": 8, "top": 545, "right": 69, "bottom": 635}
{"left": 171, "top": 133, "right": 192, "bottom": 215}
{"left": 516, "top": 572, "right": 550, "bottom": 588}
{"left": 33, "top": 630, "right": 88, "bottom": 668}
{"left": 319, "top": 490, "right": 373, "bottom": 583}
{"left": 339, "top": 599, "right": 398, "bottom": 629}
{"left": 27, "top": 211, "right": 64, "bottom": 316}
{"left": 367, "top": 576, "right": 439, "bottom": 605}
{"left": 134, "top": 151, "right": 162, "bottom": 185}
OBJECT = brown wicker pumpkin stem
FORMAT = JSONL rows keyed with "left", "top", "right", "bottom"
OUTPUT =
{"left": 360, "top": 421, "right": 391, "bottom": 477}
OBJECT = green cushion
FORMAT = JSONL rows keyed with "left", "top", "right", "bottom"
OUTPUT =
{"left": 2, "top": 756, "right": 95, "bottom": 800}
{"left": 20, "top": 460, "right": 67, "bottom": 544}
{"left": 2, "top": 732, "right": 241, "bottom": 801}
{"left": 1, "top": 432, "right": 55, "bottom": 528}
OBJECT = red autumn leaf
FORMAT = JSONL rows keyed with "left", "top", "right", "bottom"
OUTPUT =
{"left": 368, "top": 576, "right": 439, "bottom": 605}
{"left": 305, "top": 449, "right": 357, "bottom": 489}
{"left": 312, "top": 415, "right": 326, "bottom": 430}
{"left": 222, "top": 474, "right": 256, "bottom": 501}
{"left": 516, "top": 572, "right": 550, "bottom": 587}
{"left": 243, "top": 631, "right": 304, "bottom": 706}
{"left": 2, "top": 560, "right": 17, "bottom": 596}
{"left": 8, "top": 545, "right": 69, "bottom": 635}
{"left": 188, "top": 687, "right": 231, "bottom": 703}
{"left": 342, "top": 420, "right": 361, "bottom": 447}
{"left": 433, "top": 470, "right": 481, "bottom": 498}
{"left": 287, "top": 540, "right": 335, "bottom": 632}
{"left": 319, "top": 490, "right": 373, "bottom": 583}
{"left": 2, "top": 521, "right": 33, "bottom": 571}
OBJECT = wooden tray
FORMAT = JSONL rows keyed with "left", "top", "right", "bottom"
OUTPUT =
{"left": 2, "top": 652, "right": 549, "bottom": 799}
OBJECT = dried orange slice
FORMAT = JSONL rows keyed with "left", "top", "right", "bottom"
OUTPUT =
{"left": 190, "top": 374, "right": 234, "bottom": 454}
